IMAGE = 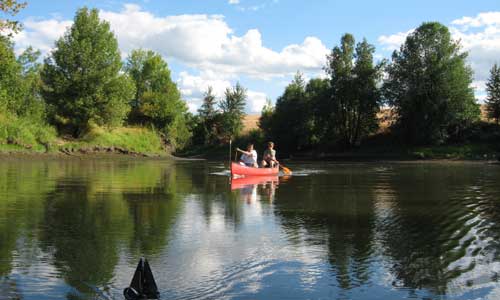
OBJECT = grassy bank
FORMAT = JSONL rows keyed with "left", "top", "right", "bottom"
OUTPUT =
{"left": 0, "top": 113, "right": 57, "bottom": 153}
{"left": 60, "top": 126, "right": 165, "bottom": 156}
{"left": 0, "top": 113, "right": 167, "bottom": 156}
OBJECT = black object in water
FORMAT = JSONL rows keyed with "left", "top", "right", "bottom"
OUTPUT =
{"left": 124, "top": 257, "right": 160, "bottom": 300}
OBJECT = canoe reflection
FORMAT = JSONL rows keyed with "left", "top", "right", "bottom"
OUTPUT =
{"left": 231, "top": 176, "right": 279, "bottom": 204}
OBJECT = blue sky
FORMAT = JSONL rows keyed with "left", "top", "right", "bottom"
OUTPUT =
{"left": 9, "top": 0, "right": 500, "bottom": 113}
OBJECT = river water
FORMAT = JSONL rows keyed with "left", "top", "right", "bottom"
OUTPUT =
{"left": 1, "top": 158, "right": 500, "bottom": 300}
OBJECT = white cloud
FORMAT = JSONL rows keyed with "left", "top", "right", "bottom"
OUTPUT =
{"left": 228, "top": 0, "right": 240, "bottom": 4}
{"left": 378, "top": 29, "right": 414, "bottom": 51}
{"left": 13, "top": 4, "right": 328, "bottom": 80}
{"left": 247, "top": 90, "right": 268, "bottom": 113}
{"left": 451, "top": 12, "right": 500, "bottom": 29}
{"left": 177, "top": 71, "right": 231, "bottom": 113}
{"left": 12, "top": 18, "right": 72, "bottom": 55}
{"left": 100, "top": 4, "right": 328, "bottom": 79}
{"left": 378, "top": 11, "right": 500, "bottom": 99}
{"left": 12, "top": 4, "right": 325, "bottom": 114}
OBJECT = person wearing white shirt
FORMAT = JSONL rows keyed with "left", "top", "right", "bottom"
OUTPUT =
{"left": 237, "top": 144, "right": 258, "bottom": 168}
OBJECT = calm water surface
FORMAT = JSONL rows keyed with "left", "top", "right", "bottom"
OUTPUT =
{"left": 1, "top": 158, "right": 500, "bottom": 300}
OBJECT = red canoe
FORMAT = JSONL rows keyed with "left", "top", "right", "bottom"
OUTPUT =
{"left": 231, "top": 162, "right": 279, "bottom": 177}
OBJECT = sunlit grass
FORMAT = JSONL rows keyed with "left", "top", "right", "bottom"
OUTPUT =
{"left": 62, "top": 126, "right": 165, "bottom": 155}
{"left": 0, "top": 113, "right": 57, "bottom": 152}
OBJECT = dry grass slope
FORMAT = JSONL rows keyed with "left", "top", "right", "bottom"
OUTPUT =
{"left": 242, "top": 105, "right": 493, "bottom": 134}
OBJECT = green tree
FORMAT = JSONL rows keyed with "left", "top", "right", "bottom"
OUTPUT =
{"left": 198, "top": 86, "right": 217, "bottom": 120}
{"left": 267, "top": 72, "right": 314, "bottom": 151}
{"left": 42, "top": 7, "right": 135, "bottom": 136}
{"left": 306, "top": 77, "right": 330, "bottom": 146}
{"left": 17, "top": 46, "right": 46, "bottom": 120}
{"left": 0, "top": 0, "right": 27, "bottom": 36}
{"left": 0, "top": 35, "right": 22, "bottom": 112}
{"left": 258, "top": 98, "right": 274, "bottom": 139}
{"left": 125, "top": 49, "right": 191, "bottom": 149}
{"left": 325, "top": 34, "right": 382, "bottom": 148}
{"left": 485, "top": 63, "right": 500, "bottom": 124}
{"left": 350, "top": 39, "right": 383, "bottom": 145}
{"left": 196, "top": 86, "right": 219, "bottom": 145}
{"left": 383, "top": 22, "right": 480, "bottom": 144}
{"left": 219, "top": 82, "right": 247, "bottom": 140}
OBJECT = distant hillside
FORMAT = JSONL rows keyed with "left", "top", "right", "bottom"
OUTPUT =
{"left": 242, "top": 105, "right": 492, "bottom": 134}
{"left": 242, "top": 115, "right": 260, "bottom": 133}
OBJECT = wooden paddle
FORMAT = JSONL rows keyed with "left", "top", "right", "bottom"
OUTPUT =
{"left": 279, "top": 164, "right": 292, "bottom": 175}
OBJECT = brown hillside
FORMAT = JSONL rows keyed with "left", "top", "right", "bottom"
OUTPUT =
{"left": 242, "top": 105, "right": 492, "bottom": 134}
{"left": 242, "top": 115, "right": 260, "bottom": 133}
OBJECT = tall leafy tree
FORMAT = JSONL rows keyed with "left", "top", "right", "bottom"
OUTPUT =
{"left": 0, "top": 0, "right": 27, "bottom": 36}
{"left": 125, "top": 49, "right": 190, "bottom": 149}
{"left": 350, "top": 39, "right": 383, "bottom": 145}
{"left": 219, "top": 82, "right": 247, "bottom": 140}
{"left": 325, "top": 34, "right": 382, "bottom": 148}
{"left": 0, "top": 37, "right": 46, "bottom": 121}
{"left": 196, "top": 86, "right": 219, "bottom": 145}
{"left": 383, "top": 22, "right": 479, "bottom": 144}
{"left": 304, "top": 78, "right": 330, "bottom": 146}
{"left": 198, "top": 86, "right": 217, "bottom": 120}
{"left": 258, "top": 98, "right": 274, "bottom": 140}
{"left": 42, "top": 7, "right": 135, "bottom": 135}
{"left": 17, "top": 46, "right": 46, "bottom": 120}
{"left": 267, "top": 72, "right": 314, "bottom": 151}
{"left": 485, "top": 63, "right": 500, "bottom": 124}
{"left": 325, "top": 34, "right": 355, "bottom": 147}
{"left": 0, "top": 35, "right": 22, "bottom": 113}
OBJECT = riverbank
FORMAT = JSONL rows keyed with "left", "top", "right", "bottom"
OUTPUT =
{"left": 177, "top": 141, "right": 500, "bottom": 162}
{"left": 0, "top": 113, "right": 171, "bottom": 158}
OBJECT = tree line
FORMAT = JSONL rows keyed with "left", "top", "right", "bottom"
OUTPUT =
{"left": 2, "top": 1, "right": 500, "bottom": 154}
{"left": 256, "top": 22, "right": 500, "bottom": 153}
{"left": 1, "top": 6, "right": 195, "bottom": 149}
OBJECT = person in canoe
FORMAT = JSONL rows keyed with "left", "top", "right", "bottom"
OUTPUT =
{"left": 261, "top": 141, "right": 279, "bottom": 168}
{"left": 236, "top": 143, "right": 258, "bottom": 168}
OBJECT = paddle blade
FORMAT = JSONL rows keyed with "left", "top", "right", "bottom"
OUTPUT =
{"left": 281, "top": 166, "right": 292, "bottom": 175}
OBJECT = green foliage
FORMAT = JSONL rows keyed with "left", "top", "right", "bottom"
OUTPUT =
{"left": 0, "top": 0, "right": 27, "bottom": 35}
{"left": 0, "top": 112, "right": 57, "bottom": 152}
{"left": 486, "top": 63, "right": 500, "bottom": 124}
{"left": 267, "top": 72, "right": 315, "bottom": 151}
{"left": 198, "top": 86, "right": 218, "bottom": 120}
{"left": 0, "top": 37, "right": 46, "bottom": 121}
{"left": 63, "top": 126, "right": 164, "bottom": 154}
{"left": 125, "top": 49, "right": 191, "bottom": 149}
{"left": 42, "top": 7, "right": 135, "bottom": 135}
{"left": 305, "top": 78, "right": 330, "bottom": 144}
{"left": 383, "top": 22, "right": 480, "bottom": 145}
{"left": 325, "top": 35, "right": 383, "bottom": 147}
{"left": 219, "top": 82, "right": 247, "bottom": 140}
{"left": 0, "top": 36, "right": 22, "bottom": 113}
{"left": 259, "top": 35, "right": 382, "bottom": 153}
{"left": 16, "top": 46, "right": 46, "bottom": 121}
{"left": 194, "top": 87, "right": 219, "bottom": 145}
{"left": 258, "top": 98, "right": 274, "bottom": 139}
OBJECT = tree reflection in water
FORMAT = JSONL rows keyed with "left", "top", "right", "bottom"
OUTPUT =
{"left": 1, "top": 160, "right": 500, "bottom": 299}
